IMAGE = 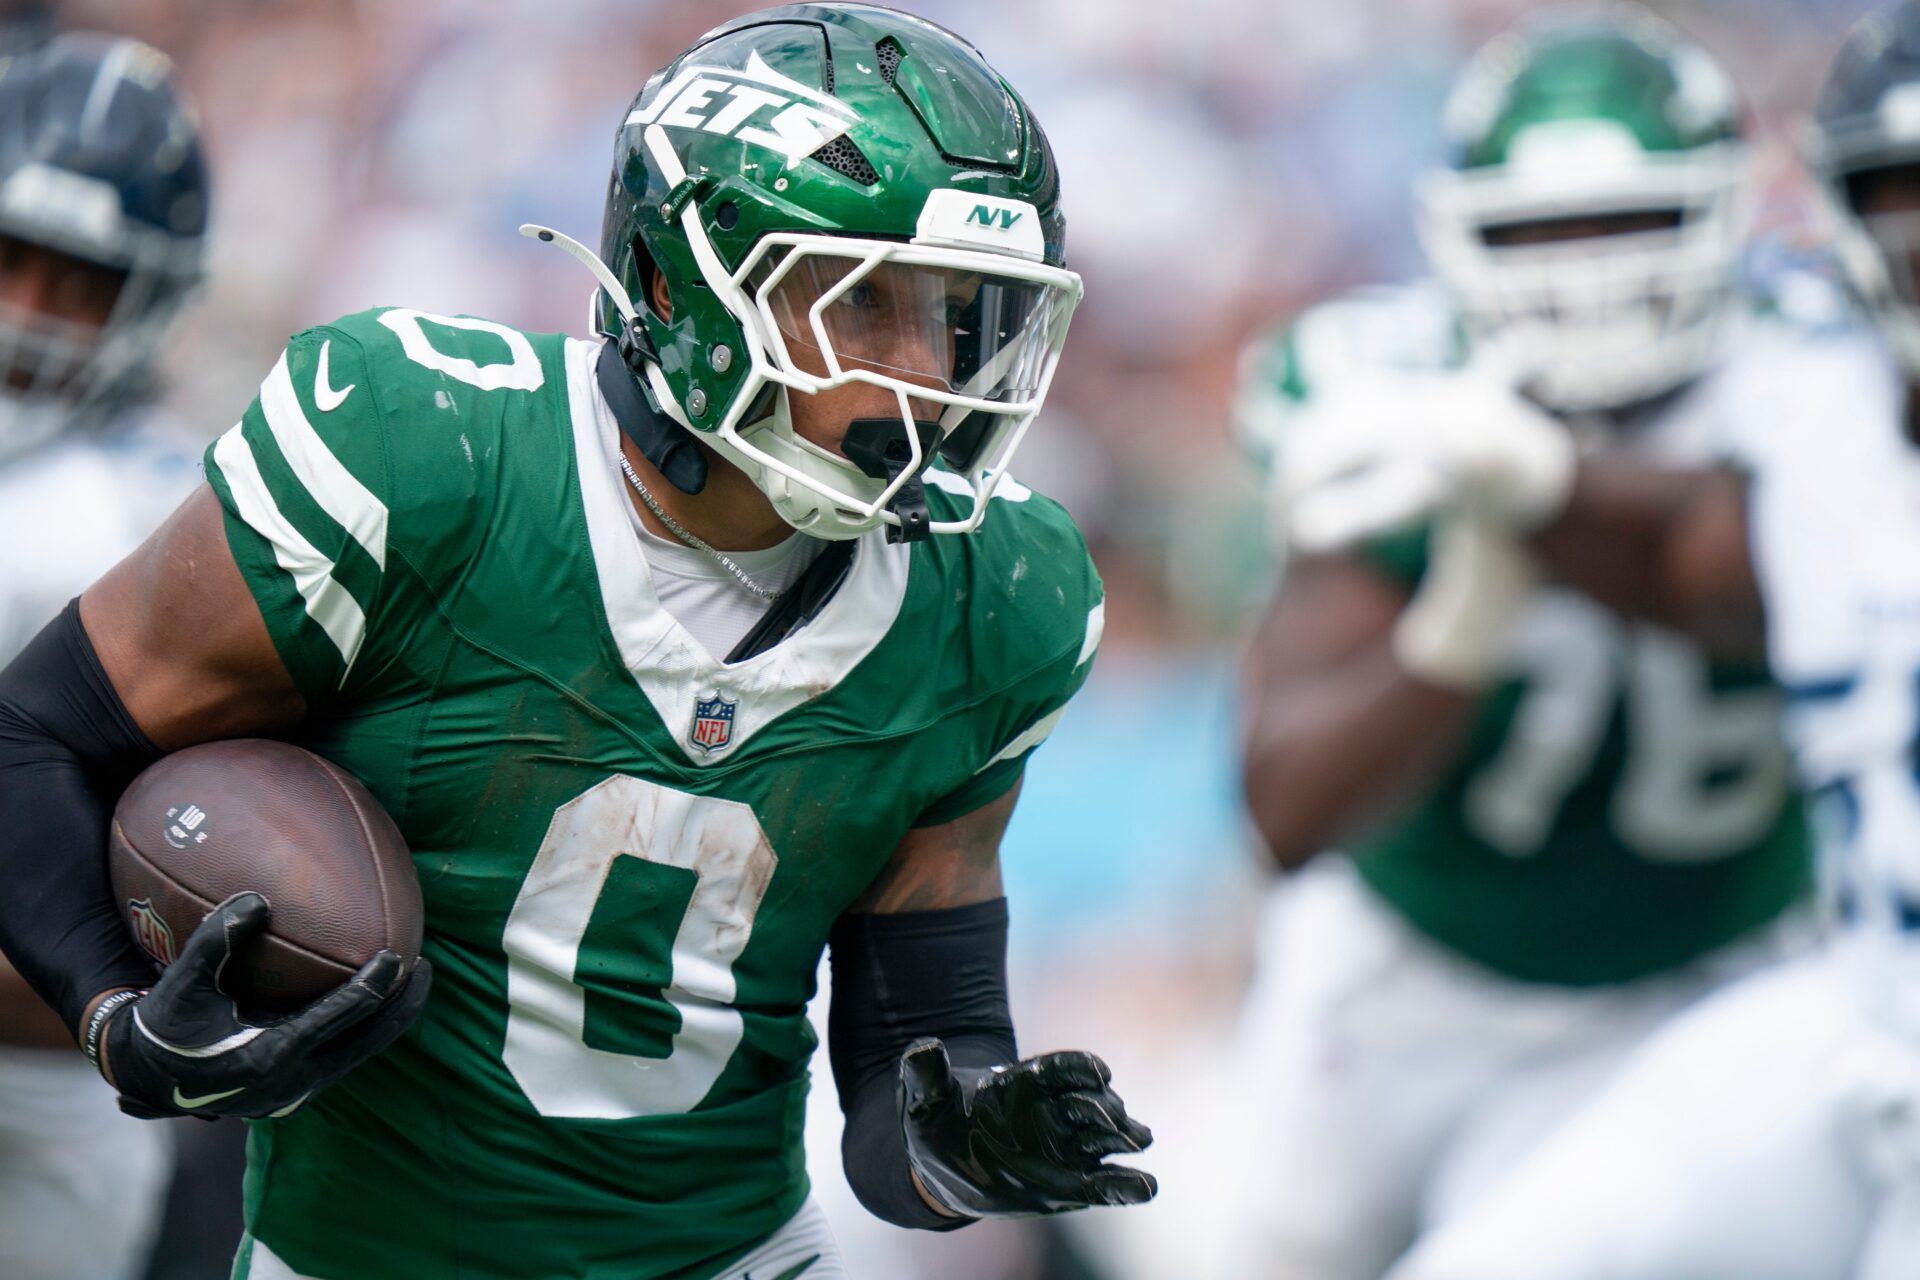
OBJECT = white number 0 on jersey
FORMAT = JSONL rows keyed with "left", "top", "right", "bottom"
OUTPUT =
{"left": 384, "top": 320, "right": 774, "bottom": 1119}
{"left": 501, "top": 776, "right": 777, "bottom": 1119}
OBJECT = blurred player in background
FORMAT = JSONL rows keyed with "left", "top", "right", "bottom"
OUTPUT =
{"left": 1377, "top": 2, "right": 1920, "bottom": 1275}
{"left": 0, "top": 29, "right": 210, "bottom": 1280}
{"left": 1231, "top": 9, "right": 1814, "bottom": 1277}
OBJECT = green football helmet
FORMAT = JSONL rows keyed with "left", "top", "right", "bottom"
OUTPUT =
{"left": 528, "top": 3, "right": 1080, "bottom": 541}
{"left": 1417, "top": 8, "right": 1752, "bottom": 412}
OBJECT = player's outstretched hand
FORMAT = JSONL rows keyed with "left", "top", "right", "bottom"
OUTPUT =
{"left": 100, "top": 891, "right": 431, "bottom": 1120}
{"left": 899, "top": 1037, "right": 1157, "bottom": 1218}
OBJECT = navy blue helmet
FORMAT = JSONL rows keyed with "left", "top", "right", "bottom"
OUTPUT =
{"left": 1811, "top": 0, "right": 1920, "bottom": 371}
{"left": 0, "top": 32, "right": 208, "bottom": 460}
{"left": 0, "top": 4, "right": 52, "bottom": 57}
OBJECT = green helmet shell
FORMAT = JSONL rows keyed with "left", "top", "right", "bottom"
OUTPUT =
{"left": 1443, "top": 12, "right": 1744, "bottom": 172}
{"left": 599, "top": 4, "right": 1065, "bottom": 433}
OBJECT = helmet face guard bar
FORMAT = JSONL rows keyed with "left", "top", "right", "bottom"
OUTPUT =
{"left": 728, "top": 234, "right": 1079, "bottom": 531}
{"left": 0, "top": 221, "right": 201, "bottom": 464}
{"left": 1826, "top": 194, "right": 1920, "bottom": 373}
{"left": 645, "top": 124, "right": 1082, "bottom": 538}
{"left": 1417, "top": 142, "right": 1751, "bottom": 410}
{"left": 1808, "top": 126, "right": 1920, "bottom": 375}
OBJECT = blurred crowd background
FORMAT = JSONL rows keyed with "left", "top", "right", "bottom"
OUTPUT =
{"left": 6, "top": 0, "right": 1886, "bottom": 1276}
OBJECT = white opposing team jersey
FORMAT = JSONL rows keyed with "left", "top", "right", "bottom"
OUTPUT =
{"left": 0, "top": 415, "right": 195, "bottom": 1280}
{"left": 0, "top": 415, "right": 201, "bottom": 658}
{"left": 0, "top": 414, "right": 200, "bottom": 1127}
{"left": 1744, "top": 325, "right": 1920, "bottom": 1033}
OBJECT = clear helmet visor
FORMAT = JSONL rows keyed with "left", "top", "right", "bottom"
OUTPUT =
{"left": 532, "top": 141, "right": 1078, "bottom": 541}
{"left": 759, "top": 252, "right": 1072, "bottom": 407}
{"left": 720, "top": 238, "right": 1081, "bottom": 538}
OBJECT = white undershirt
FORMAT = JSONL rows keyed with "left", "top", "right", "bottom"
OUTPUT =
{"left": 595, "top": 390, "right": 822, "bottom": 662}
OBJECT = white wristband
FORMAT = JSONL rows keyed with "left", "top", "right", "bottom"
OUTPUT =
{"left": 82, "top": 988, "right": 145, "bottom": 1074}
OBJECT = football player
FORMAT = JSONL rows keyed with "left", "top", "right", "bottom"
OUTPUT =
{"left": 1230, "top": 11, "right": 1814, "bottom": 1277}
{"left": 0, "top": 7, "right": 1155, "bottom": 1280}
{"left": 0, "top": 32, "right": 210, "bottom": 1280}
{"left": 1371, "top": 3, "right": 1920, "bottom": 1276}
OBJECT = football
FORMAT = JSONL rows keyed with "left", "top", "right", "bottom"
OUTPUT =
{"left": 107, "top": 739, "right": 423, "bottom": 1014}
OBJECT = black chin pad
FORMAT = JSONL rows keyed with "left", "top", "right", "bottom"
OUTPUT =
{"left": 938, "top": 410, "right": 994, "bottom": 472}
{"left": 596, "top": 339, "right": 708, "bottom": 495}
{"left": 842, "top": 418, "right": 940, "bottom": 544}
{"left": 841, "top": 418, "right": 942, "bottom": 481}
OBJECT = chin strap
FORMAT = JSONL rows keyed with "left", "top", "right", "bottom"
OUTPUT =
{"left": 842, "top": 417, "right": 940, "bottom": 544}
{"left": 594, "top": 339, "right": 708, "bottom": 496}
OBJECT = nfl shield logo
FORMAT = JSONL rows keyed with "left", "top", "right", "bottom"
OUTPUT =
{"left": 127, "top": 898, "right": 177, "bottom": 967}
{"left": 691, "top": 694, "right": 737, "bottom": 753}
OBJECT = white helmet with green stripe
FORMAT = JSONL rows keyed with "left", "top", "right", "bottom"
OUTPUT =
{"left": 1417, "top": 10, "right": 1752, "bottom": 413}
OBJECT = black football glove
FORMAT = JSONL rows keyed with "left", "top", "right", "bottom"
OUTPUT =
{"left": 102, "top": 891, "right": 431, "bottom": 1120}
{"left": 900, "top": 1037, "right": 1157, "bottom": 1218}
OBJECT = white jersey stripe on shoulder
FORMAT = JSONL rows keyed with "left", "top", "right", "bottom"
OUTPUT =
{"left": 1078, "top": 599, "right": 1105, "bottom": 667}
{"left": 260, "top": 350, "right": 388, "bottom": 570}
{"left": 213, "top": 427, "right": 367, "bottom": 675}
{"left": 975, "top": 704, "right": 1068, "bottom": 775}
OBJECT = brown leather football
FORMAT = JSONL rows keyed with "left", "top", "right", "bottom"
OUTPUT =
{"left": 107, "top": 739, "right": 422, "bottom": 1014}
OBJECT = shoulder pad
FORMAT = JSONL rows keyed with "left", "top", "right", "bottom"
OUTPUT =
{"left": 924, "top": 472, "right": 1104, "bottom": 688}
{"left": 201, "top": 308, "right": 569, "bottom": 702}
{"left": 321, "top": 306, "right": 553, "bottom": 409}
{"left": 302, "top": 306, "right": 566, "bottom": 515}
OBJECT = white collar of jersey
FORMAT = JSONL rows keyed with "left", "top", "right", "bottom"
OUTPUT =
{"left": 623, "top": 496, "right": 819, "bottom": 590}
{"left": 563, "top": 338, "right": 910, "bottom": 764}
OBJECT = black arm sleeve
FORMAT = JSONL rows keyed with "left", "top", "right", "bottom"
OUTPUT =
{"left": 828, "top": 897, "right": 1016, "bottom": 1231}
{"left": 0, "top": 600, "right": 162, "bottom": 1034}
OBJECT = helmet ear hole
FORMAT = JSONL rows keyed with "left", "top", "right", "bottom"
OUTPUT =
{"left": 631, "top": 235, "right": 672, "bottom": 322}
{"left": 742, "top": 382, "right": 777, "bottom": 425}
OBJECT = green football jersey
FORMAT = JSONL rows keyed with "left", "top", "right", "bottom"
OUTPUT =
{"left": 203, "top": 307, "right": 1104, "bottom": 1280}
{"left": 1239, "top": 285, "right": 1811, "bottom": 986}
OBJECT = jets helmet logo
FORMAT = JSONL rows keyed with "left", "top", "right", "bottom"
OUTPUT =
{"left": 627, "top": 51, "right": 856, "bottom": 161}
{"left": 690, "top": 694, "right": 737, "bottom": 754}
{"left": 127, "top": 898, "right": 177, "bottom": 967}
